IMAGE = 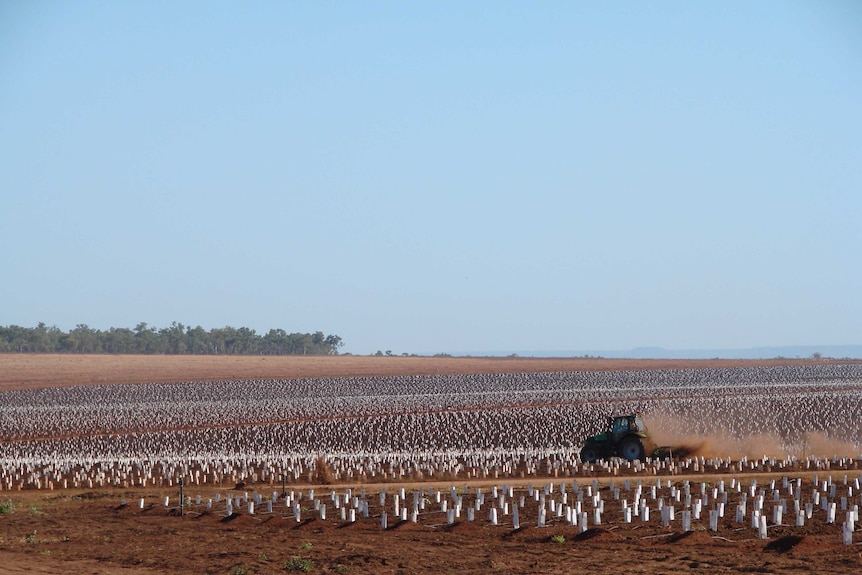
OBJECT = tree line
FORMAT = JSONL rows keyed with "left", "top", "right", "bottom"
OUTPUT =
{"left": 0, "top": 322, "right": 343, "bottom": 355}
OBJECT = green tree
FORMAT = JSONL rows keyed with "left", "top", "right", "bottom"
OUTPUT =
{"left": 101, "top": 327, "right": 135, "bottom": 353}
{"left": 70, "top": 324, "right": 101, "bottom": 353}
{"left": 324, "top": 334, "right": 343, "bottom": 354}
{"left": 185, "top": 325, "right": 209, "bottom": 354}
{"left": 0, "top": 323, "right": 343, "bottom": 356}
{"left": 264, "top": 328, "right": 288, "bottom": 355}
{"left": 133, "top": 322, "right": 162, "bottom": 354}
{"left": 160, "top": 322, "right": 187, "bottom": 354}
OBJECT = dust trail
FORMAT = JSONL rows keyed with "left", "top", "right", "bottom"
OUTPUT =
{"left": 644, "top": 415, "right": 861, "bottom": 459}
{"left": 797, "top": 432, "right": 860, "bottom": 458}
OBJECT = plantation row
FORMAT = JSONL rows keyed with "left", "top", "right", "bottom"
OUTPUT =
{"left": 1, "top": 397, "right": 861, "bottom": 491}
{"left": 0, "top": 442, "right": 859, "bottom": 493}
{"left": 3, "top": 392, "right": 862, "bottom": 459}
{"left": 126, "top": 474, "right": 862, "bottom": 544}
{"left": 2, "top": 364, "right": 860, "bottom": 439}
{"left": 0, "top": 364, "right": 860, "bottom": 491}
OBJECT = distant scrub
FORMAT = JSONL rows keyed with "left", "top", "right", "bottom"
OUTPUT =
{"left": 0, "top": 322, "right": 342, "bottom": 355}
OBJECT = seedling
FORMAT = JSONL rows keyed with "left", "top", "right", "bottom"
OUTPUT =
{"left": 0, "top": 500, "right": 14, "bottom": 514}
{"left": 284, "top": 556, "right": 314, "bottom": 572}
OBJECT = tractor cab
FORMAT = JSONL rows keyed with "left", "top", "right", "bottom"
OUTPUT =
{"left": 610, "top": 414, "right": 645, "bottom": 436}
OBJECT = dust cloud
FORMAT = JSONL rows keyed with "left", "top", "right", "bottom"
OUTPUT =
{"left": 798, "top": 432, "right": 861, "bottom": 459}
{"left": 644, "top": 415, "right": 861, "bottom": 459}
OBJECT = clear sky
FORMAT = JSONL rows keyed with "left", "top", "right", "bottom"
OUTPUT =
{"left": 2, "top": 1, "right": 860, "bottom": 355}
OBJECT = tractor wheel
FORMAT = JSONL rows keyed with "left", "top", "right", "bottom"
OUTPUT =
{"left": 619, "top": 437, "right": 645, "bottom": 461}
{"left": 580, "top": 446, "right": 599, "bottom": 463}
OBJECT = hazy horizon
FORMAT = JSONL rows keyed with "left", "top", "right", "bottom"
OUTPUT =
{"left": 448, "top": 344, "right": 862, "bottom": 360}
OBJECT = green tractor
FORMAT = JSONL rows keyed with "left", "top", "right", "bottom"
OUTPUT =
{"left": 579, "top": 413, "right": 658, "bottom": 463}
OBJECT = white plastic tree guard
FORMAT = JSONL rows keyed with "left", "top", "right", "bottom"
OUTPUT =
{"left": 578, "top": 511, "right": 588, "bottom": 533}
{"left": 709, "top": 510, "right": 719, "bottom": 532}
{"left": 758, "top": 515, "right": 768, "bottom": 540}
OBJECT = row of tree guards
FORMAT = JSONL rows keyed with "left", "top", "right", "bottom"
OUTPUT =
{"left": 5, "top": 365, "right": 860, "bottom": 457}
{"left": 3, "top": 452, "right": 861, "bottom": 492}
{"left": 125, "top": 475, "right": 861, "bottom": 545}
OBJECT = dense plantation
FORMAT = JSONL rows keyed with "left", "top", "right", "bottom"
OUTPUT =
{"left": 1, "top": 364, "right": 860, "bottom": 490}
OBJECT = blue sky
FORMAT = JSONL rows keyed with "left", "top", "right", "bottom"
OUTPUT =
{"left": 2, "top": 1, "right": 860, "bottom": 355}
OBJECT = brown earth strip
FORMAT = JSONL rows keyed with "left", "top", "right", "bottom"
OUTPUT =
{"left": 1, "top": 353, "right": 855, "bottom": 390}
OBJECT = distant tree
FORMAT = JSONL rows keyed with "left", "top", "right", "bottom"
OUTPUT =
{"left": 324, "top": 335, "right": 343, "bottom": 354}
{"left": 185, "top": 325, "right": 209, "bottom": 355}
{"left": 70, "top": 324, "right": 101, "bottom": 353}
{"left": 263, "top": 328, "right": 288, "bottom": 355}
{"left": 235, "top": 327, "right": 258, "bottom": 354}
{"left": 133, "top": 322, "right": 162, "bottom": 354}
{"left": 101, "top": 327, "right": 135, "bottom": 353}
{"left": 3, "top": 325, "right": 31, "bottom": 352}
{"left": 160, "top": 322, "right": 187, "bottom": 354}
{"left": 0, "top": 323, "right": 344, "bottom": 356}
{"left": 208, "top": 327, "right": 227, "bottom": 354}
{"left": 28, "top": 322, "right": 54, "bottom": 352}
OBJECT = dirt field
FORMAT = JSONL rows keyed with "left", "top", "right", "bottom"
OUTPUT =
{"left": 1, "top": 477, "right": 860, "bottom": 575}
{"left": 0, "top": 353, "right": 853, "bottom": 391}
{"left": 1, "top": 354, "right": 860, "bottom": 574}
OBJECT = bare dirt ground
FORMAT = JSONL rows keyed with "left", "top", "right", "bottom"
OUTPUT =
{"left": 1, "top": 479, "right": 860, "bottom": 575}
{"left": 1, "top": 353, "right": 854, "bottom": 391}
{"left": 1, "top": 354, "right": 861, "bottom": 574}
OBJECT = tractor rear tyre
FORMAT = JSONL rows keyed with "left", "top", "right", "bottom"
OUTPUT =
{"left": 580, "top": 446, "right": 598, "bottom": 463}
{"left": 619, "top": 437, "right": 645, "bottom": 461}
